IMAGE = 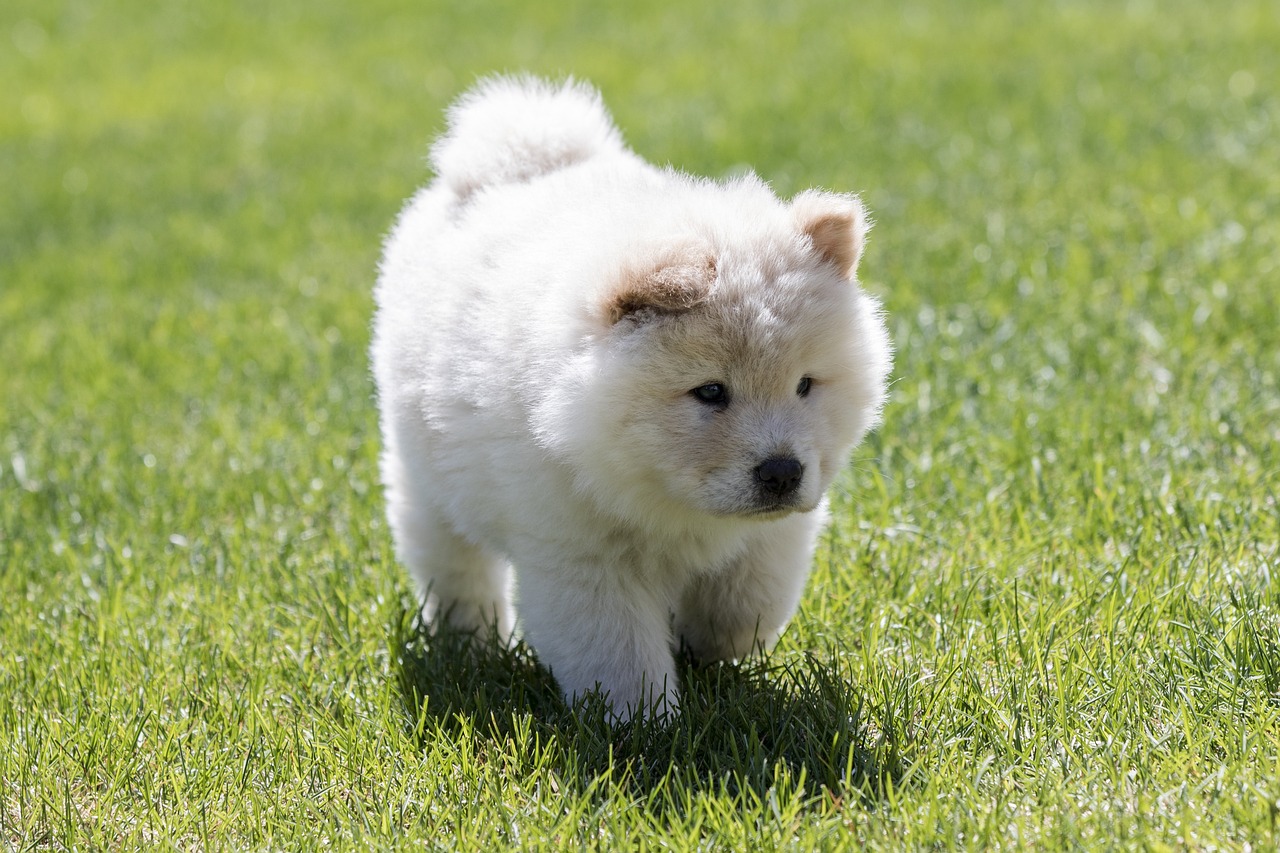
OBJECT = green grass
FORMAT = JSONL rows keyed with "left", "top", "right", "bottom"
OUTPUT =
{"left": 3, "top": 0, "right": 1279, "bottom": 847}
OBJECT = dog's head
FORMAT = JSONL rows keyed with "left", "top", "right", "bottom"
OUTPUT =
{"left": 536, "top": 186, "right": 891, "bottom": 526}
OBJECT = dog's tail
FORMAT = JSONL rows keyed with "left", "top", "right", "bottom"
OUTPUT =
{"left": 430, "top": 76, "right": 628, "bottom": 203}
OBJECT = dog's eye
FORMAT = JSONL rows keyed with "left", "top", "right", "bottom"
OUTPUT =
{"left": 796, "top": 377, "right": 813, "bottom": 397}
{"left": 691, "top": 383, "right": 729, "bottom": 405}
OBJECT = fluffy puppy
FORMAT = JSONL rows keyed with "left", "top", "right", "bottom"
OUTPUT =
{"left": 372, "top": 77, "right": 891, "bottom": 721}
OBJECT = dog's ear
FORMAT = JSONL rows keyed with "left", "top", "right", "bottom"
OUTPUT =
{"left": 792, "top": 190, "right": 870, "bottom": 279}
{"left": 602, "top": 248, "right": 716, "bottom": 325}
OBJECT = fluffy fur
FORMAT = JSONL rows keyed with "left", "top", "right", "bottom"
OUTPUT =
{"left": 372, "top": 76, "right": 891, "bottom": 721}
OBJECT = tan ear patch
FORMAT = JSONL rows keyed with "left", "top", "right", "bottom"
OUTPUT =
{"left": 604, "top": 251, "right": 716, "bottom": 324}
{"left": 792, "top": 190, "right": 870, "bottom": 279}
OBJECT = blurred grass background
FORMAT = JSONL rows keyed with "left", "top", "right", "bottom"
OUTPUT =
{"left": 2, "top": 0, "right": 1278, "bottom": 848}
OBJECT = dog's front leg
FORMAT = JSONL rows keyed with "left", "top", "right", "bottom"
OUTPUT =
{"left": 674, "top": 508, "right": 825, "bottom": 663}
{"left": 517, "top": 562, "right": 679, "bottom": 723}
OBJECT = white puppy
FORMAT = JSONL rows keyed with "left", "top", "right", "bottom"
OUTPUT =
{"left": 372, "top": 77, "right": 891, "bottom": 721}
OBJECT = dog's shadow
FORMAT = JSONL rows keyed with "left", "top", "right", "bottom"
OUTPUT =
{"left": 392, "top": 609, "right": 911, "bottom": 805}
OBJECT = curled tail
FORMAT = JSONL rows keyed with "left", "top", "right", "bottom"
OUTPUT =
{"left": 430, "top": 76, "right": 628, "bottom": 202}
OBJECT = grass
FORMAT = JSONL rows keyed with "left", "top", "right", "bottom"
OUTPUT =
{"left": 3, "top": 0, "right": 1278, "bottom": 847}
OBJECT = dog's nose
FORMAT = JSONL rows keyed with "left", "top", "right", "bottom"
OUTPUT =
{"left": 754, "top": 456, "right": 803, "bottom": 497}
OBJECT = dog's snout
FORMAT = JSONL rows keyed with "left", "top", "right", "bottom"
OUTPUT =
{"left": 754, "top": 456, "right": 804, "bottom": 497}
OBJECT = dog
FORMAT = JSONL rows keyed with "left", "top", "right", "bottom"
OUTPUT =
{"left": 372, "top": 76, "right": 891, "bottom": 721}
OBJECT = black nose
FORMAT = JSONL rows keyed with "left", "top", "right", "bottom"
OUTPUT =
{"left": 754, "top": 456, "right": 803, "bottom": 497}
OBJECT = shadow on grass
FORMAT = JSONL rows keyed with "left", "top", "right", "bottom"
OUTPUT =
{"left": 392, "top": 607, "right": 914, "bottom": 806}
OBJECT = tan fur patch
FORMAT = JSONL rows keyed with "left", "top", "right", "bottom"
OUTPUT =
{"left": 792, "top": 190, "right": 869, "bottom": 279}
{"left": 604, "top": 251, "right": 717, "bottom": 324}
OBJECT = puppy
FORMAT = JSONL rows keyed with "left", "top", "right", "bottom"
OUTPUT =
{"left": 372, "top": 77, "right": 891, "bottom": 721}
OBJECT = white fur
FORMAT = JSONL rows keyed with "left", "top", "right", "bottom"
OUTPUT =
{"left": 371, "top": 76, "right": 892, "bottom": 721}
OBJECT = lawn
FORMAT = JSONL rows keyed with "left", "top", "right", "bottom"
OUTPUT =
{"left": 3, "top": 0, "right": 1278, "bottom": 848}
